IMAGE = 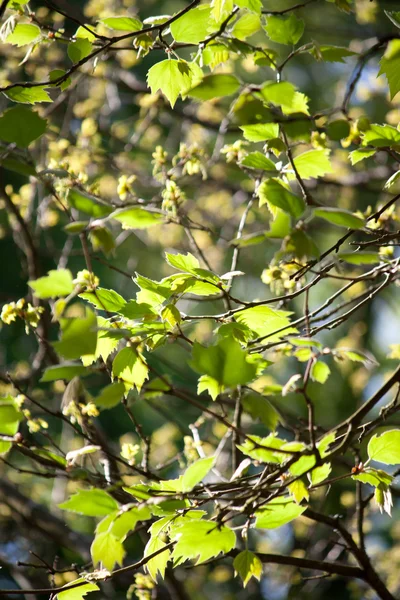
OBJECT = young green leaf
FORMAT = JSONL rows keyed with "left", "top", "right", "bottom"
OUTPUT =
{"left": 91, "top": 531, "right": 126, "bottom": 570}
{"left": 6, "top": 24, "right": 41, "bottom": 46}
{"left": 264, "top": 14, "right": 304, "bottom": 45}
{"left": 112, "top": 346, "right": 149, "bottom": 392}
{"left": 59, "top": 489, "right": 119, "bottom": 516}
{"left": 368, "top": 430, "right": 400, "bottom": 465}
{"left": 240, "top": 123, "right": 279, "bottom": 142}
{"left": 258, "top": 179, "right": 305, "bottom": 218}
{"left": 29, "top": 269, "right": 74, "bottom": 299}
{"left": 310, "top": 361, "right": 331, "bottom": 384}
{"left": 147, "top": 59, "right": 196, "bottom": 107}
{"left": 67, "top": 188, "right": 113, "bottom": 217}
{"left": 144, "top": 536, "right": 171, "bottom": 581}
{"left": 53, "top": 308, "right": 97, "bottom": 360}
{"left": 255, "top": 497, "right": 306, "bottom": 528}
{"left": 233, "top": 550, "right": 263, "bottom": 587}
{"left": 188, "top": 74, "right": 240, "bottom": 100}
{"left": 313, "top": 207, "right": 365, "bottom": 229}
{"left": 170, "top": 6, "right": 215, "bottom": 43}
{"left": 79, "top": 288, "right": 126, "bottom": 313}
{"left": 56, "top": 579, "right": 99, "bottom": 600}
{"left": 191, "top": 338, "right": 258, "bottom": 387}
{"left": 181, "top": 457, "right": 215, "bottom": 492}
{"left": 4, "top": 86, "right": 52, "bottom": 104}
{"left": 235, "top": 305, "right": 298, "bottom": 341}
{"left": 240, "top": 151, "right": 277, "bottom": 170}
{"left": 171, "top": 520, "right": 236, "bottom": 564}
{"left": 110, "top": 207, "right": 163, "bottom": 229}
{"left": 378, "top": 39, "right": 400, "bottom": 100}
{"left": 287, "top": 149, "right": 333, "bottom": 180}
{"left": 0, "top": 106, "right": 47, "bottom": 148}
{"left": 67, "top": 38, "right": 93, "bottom": 63}
{"left": 100, "top": 16, "right": 142, "bottom": 31}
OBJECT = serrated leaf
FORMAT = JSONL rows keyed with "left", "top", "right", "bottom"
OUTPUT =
{"left": 79, "top": 288, "right": 126, "bottom": 313}
{"left": 144, "top": 536, "right": 171, "bottom": 581}
{"left": 91, "top": 531, "right": 125, "bottom": 571}
{"left": 287, "top": 149, "right": 332, "bottom": 180}
{"left": 233, "top": 550, "right": 263, "bottom": 587}
{"left": 237, "top": 434, "right": 286, "bottom": 463}
{"left": 240, "top": 151, "right": 276, "bottom": 170}
{"left": 362, "top": 123, "right": 400, "bottom": 148}
{"left": 56, "top": 579, "right": 99, "bottom": 600}
{"left": 309, "top": 44, "right": 356, "bottom": 62}
{"left": 147, "top": 59, "right": 195, "bottom": 107}
{"left": 242, "top": 394, "right": 279, "bottom": 431}
{"left": 368, "top": 430, "right": 400, "bottom": 465}
{"left": 172, "top": 520, "right": 236, "bottom": 564}
{"left": 240, "top": 123, "right": 279, "bottom": 142}
{"left": 166, "top": 251, "right": 199, "bottom": 272}
{"left": 112, "top": 346, "right": 149, "bottom": 393}
{"left": 181, "top": 457, "right": 214, "bottom": 492}
{"left": 309, "top": 462, "right": 332, "bottom": 486}
{"left": 258, "top": 178, "right": 305, "bottom": 218}
{"left": 255, "top": 497, "right": 306, "bottom": 528}
{"left": 95, "top": 382, "right": 125, "bottom": 410}
{"left": 211, "top": 0, "right": 234, "bottom": 23}
{"left": 4, "top": 86, "right": 52, "bottom": 104}
{"left": 232, "top": 13, "right": 261, "bottom": 40}
{"left": 235, "top": 305, "right": 297, "bottom": 342}
{"left": 59, "top": 489, "right": 119, "bottom": 516}
{"left": 313, "top": 207, "right": 365, "bottom": 229}
{"left": 29, "top": 269, "right": 74, "bottom": 299}
{"left": 288, "top": 479, "right": 309, "bottom": 503}
{"left": 235, "top": 0, "right": 262, "bottom": 13}
{"left": 264, "top": 14, "right": 304, "bottom": 45}
{"left": 310, "top": 361, "right": 331, "bottom": 384}
{"left": 170, "top": 6, "right": 215, "bottom": 43}
{"left": 349, "top": 148, "right": 376, "bottom": 165}
{"left": 197, "top": 374, "right": 222, "bottom": 400}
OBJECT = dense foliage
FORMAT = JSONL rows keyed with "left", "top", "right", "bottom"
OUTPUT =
{"left": 1, "top": 0, "right": 400, "bottom": 598}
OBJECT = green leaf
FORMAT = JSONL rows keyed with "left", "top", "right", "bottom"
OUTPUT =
{"left": 147, "top": 59, "right": 196, "bottom": 107}
{"left": 144, "top": 536, "right": 171, "bottom": 581}
{"left": 95, "top": 382, "right": 126, "bottom": 410}
{"left": 260, "top": 81, "right": 296, "bottom": 108}
{"left": 172, "top": 520, "right": 236, "bottom": 564}
{"left": 0, "top": 106, "right": 46, "bottom": 148}
{"left": 49, "top": 69, "right": 72, "bottom": 91}
{"left": 378, "top": 39, "right": 400, "bottom": 100}
{"left": 237, "top": 434, "right": 286, "bottom": 463}
{"left": 310, "top": 360, "right": 331, "bottom": 384}
{"left": 338, "top": 251, "right": 381, "bottom": 265}
{"left": 67, "top": 188, "right": 113, "bottom": 218}
{"left": 362, "top": 124, "right": 400, "bottom": 148}
{"left": 235, "top": 306, "right": 297, "bottom": 341}
{"left": 255, "top": 497, "right": 306, "bottom": 528}
{"left": 96, "top": 506, "right": 151, "bottom": 539}
{"left": 352, "top": 467, "right": 393, "bottom": 488}
{"left": 235, "top": 0, "right": 262, "bottom": 12}
{"left": 384, "top": 170, "right": 400, "bottom": 190}
{"left": 6, "top": 23, "right": 41, "bottom": 46}
{"left": 110, "top": 207, "right": 163, "bottom": 229}
{"left": 59, "top": 489, "right": 119, "bottom": 516}
{"left": 288, "top": 479, "right": 309, "bottom": 503}
{"left": 197, "top": 374, "right": 222, "bottom": 400}
{"left": 309, "top": 462, "right": 332, "bottom": 486}
{"left": 233, "top": 550, "right": 263, "bottom": 587}
{"left": 258, "top": 178, "right": 305, "bottom": 219}
{"left": 161, "top": 304, "right": 181, "bottom": 327}
{"left": 170, "top": 6, "right": 215, "bottom": 43}
{"left": 53, "top": 308, "right": 97, "bottom": 360}
{"left": 232, "top": 13, "right": 261, "bottom": 40}
{"left": 29, "top": 269, "right": 74, "bottom": 299}
{"left": 188, "top": 74, "right": 240, "bottom": 100}
{"left": 326, "top": 119, "right": 350, "bottom": 141}
{"left": 240, "top": 152, "right": 276, "bottom": 170}
{"left": 4, "top": 86, "right": 52, "bottom": 104}
{"left": 165, "top": 251, "right": 199, "bottom": 272}
{"left": 240, "top": 123, "right": 279, "bottom": 142}
{"left": 309, "top": 44, "right": 356, "bottom": 62}
{"left": 287, "top": 149, "right": 332, "bottom": 180}
{"left": 79, "top": 288, "right": 126, "bottom": 313}
{"left": 367, "top": 430, "right": 400, "bottom": 465}
{"left": 313, "top": 207, "right": 365, "bottom": 229}
{"left": 40, "top": 363, "right": 89, "bottom": 382}
{"left": 0, "top": 397, "right": 22, "bottom": 456}
{"left": 91, "top": 531, "right": 125, "bottom": 571}
{"left": 112, "top": 347, "right": 149, "bottom": 393}
{"left": 100, "top": 16, "right": 142, "bottom": 31}
{"left": 242, "top": 393, "right": 279, "bottom": 431}
{"left": 264, "top": 14, "right": 304, "bottom": 45}
{"left": 349, "top": 148, "right": 376, "bottom": 165}
{"left": 191, "top": 338, "right": 257, "bottom": 387}
{"left": 181, "top": 457, "right": 215, "bottom": 492}
{"left": 67, "top": 38, "right": 93, "bottom": 63}
{"left": 56, "top": 579, "right": 99, "bottom": 600}
{"left": 211, "top": 0, "right": 234, "bottom": 23}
